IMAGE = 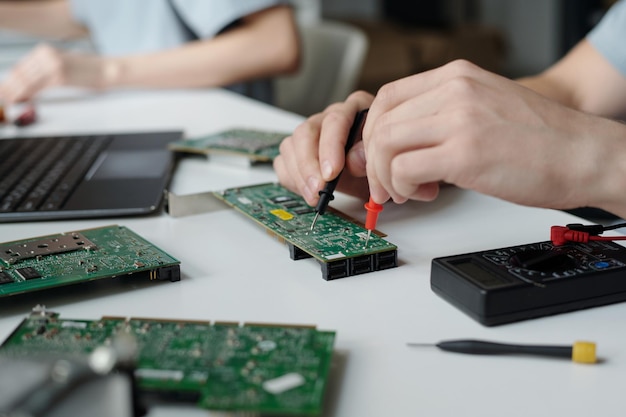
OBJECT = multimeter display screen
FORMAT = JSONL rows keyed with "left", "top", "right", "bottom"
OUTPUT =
{"left": 452, "top": 259, "right": 510, "bottom": 289}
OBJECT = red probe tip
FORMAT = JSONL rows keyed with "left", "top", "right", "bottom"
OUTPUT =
{"left": 14, "top": 105, "right": 37, "bottom": 127}
{"left": 364, "top": 197, "right": 383, "bottom": 231}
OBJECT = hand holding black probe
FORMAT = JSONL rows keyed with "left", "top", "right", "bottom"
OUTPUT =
{"left": 310, "top": 108, "right": 370, "bottom": 231}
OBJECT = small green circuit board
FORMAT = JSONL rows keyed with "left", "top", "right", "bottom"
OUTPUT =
{"left": 0, "top": 307, "right": 335, "bottom": 415}
{"left": 213, "top": 183, "right": 398, "bottom": 280}
{"left": 0, "top": 225, "right": 180, "bottom": 298}
{"left": 169, "top": 128, "right": 290, "bottom": 162}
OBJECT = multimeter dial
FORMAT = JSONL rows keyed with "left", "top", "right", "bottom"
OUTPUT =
{"left": 482, "top": 242, "right": 624, "bottom": 284}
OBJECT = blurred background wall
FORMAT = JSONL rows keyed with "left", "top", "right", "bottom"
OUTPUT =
{"left": 310, "top": 0, "right": 615, "bottom": 93}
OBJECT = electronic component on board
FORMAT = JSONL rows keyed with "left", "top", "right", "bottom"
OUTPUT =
{"left": 0, "top": 306, "right": 336, "bottom": 416}
{"left": 0, "top": 225, "right": 180, "bottom": 298}
{"left": 431, "top": 239, "right": 626, "bottom": 326}
{"left": 213, "top": 182, "right": 398, "bottom": 280}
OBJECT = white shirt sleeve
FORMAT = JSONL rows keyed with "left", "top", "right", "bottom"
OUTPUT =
{"left": 587, "top": 0, "right": 626, "bottom": 77}
{"left": 171, "top": 0, "right": 287, "bottom": 39}
{"left": 68, "top": 0, "right": 287, "bottom": 55}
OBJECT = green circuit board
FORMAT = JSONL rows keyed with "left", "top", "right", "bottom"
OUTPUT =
{"left": 169, "top": 128, "right": 289, "bottom": 162}
{"left": 0, "top": 225, "right": 180, "bottom": 298}
{"left": 0, "top": 307, "right": 335, "bottom": 415}
{"left": 213, "top": 183, "right": 398, "bottom": 279}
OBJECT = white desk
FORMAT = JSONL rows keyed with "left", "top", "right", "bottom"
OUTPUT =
{"left": 1, "top": 88, "right": 625, "bottom": 417}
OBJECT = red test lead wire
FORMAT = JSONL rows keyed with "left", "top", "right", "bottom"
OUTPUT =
{"left": 364, "top": 197, "right": 383, "bottom": 248}
{"left": 551, "top": 224, "right": 626, "bottom": 246}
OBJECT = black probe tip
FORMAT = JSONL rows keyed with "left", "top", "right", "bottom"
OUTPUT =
{"left": 315, "top": 189, "right": 334, "bottom": 216}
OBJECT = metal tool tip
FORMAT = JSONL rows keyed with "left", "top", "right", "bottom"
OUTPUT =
{"left": 310, "top": 212, "right": 320, "bottom": 231}
{"left": 365, "top": 230, "right": 371, "bottom": 248}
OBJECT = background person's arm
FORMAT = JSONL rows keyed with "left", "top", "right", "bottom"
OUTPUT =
{"left": 518, "top": 39, "right": 626, "bottom": 119}
{"left": 105, "top": 6, "right": 299, "bottom": 90}
{"left": 0, "top": 5, "right": 299, "bottom": 103}
{"left": 0, "top": 0, "right": 87, "bottom": 39}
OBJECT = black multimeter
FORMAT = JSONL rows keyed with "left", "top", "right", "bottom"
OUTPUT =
{"left": 430, "top": 239, "right": 626, "bottom": 326}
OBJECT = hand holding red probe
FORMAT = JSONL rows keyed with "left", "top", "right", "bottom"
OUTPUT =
{"left": 364, "top": 197, "right": 383, "bottom": 247}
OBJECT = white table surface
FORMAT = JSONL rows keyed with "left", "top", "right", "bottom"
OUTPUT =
{"left": 1, "top": 88, "right": 625, "bottom": 417}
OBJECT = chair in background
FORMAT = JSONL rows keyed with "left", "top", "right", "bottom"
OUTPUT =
{"left": 274, "top": 20, "right": 369, "bottom": 116}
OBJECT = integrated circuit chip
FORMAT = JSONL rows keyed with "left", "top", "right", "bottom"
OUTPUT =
{"left": 15, "top": 267, "right": 41, "bottom": 280}
{"left": 0, "top": 271, "right": 13, "bottom": 285}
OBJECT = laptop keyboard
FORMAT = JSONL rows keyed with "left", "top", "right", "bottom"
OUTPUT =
{"left": 0, "top": 136, "right": 111, "bottom": 212}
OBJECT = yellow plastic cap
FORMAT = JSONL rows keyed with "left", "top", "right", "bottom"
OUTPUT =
{"left": 572, "top": 341, "right": 597, "bottom": 364}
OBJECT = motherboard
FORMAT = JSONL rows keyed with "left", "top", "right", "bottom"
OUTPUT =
{"left": 0, "top": 225, "right": 180, "bottom": 298}
{"left": 213, "top": 183, "right": 398, "bottom": 279}
{"left": 0, "top": 307, "right": 335, "bottom": 415}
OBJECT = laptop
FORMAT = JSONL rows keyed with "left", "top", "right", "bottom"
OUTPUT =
{"left": 0, "top": 131, "right": 181, "bottom": 222}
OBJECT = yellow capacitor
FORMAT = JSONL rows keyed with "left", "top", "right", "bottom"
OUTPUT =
{"left": 270, "top": 209, "right": 294, "bottom": 221}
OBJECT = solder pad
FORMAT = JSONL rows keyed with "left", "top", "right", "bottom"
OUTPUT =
{"left": 168, "top": 128, "right": 289, "bottom": 161}
{"left": 0, "top": 307, "right": 335, "bottom": 415}
{"left": 212, "top": 183, "right": 398, "bottom": 279}
{"left": 0, "top": 225, "right": 180, "bottom": 297}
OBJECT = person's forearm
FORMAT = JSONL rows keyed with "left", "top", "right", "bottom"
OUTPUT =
{"left": 104, "top": 6, "right": 299, "bottom": 90}
{"left": 517, "top": 73, "right": 577, "bottom": 108}
{"left": 559, "top": 108, "right": 626, "bottom": 218}
{"left": 584, "top": 117, "right": 626, "bottom": 219}
{"left": 0, "top": 0, "right": 86, "bottom": 39}
{"left": 518, "top": 40, "right": 626, "bottom": 119}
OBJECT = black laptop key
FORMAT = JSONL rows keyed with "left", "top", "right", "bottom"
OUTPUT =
{"left": 17, "top": 138, "right": 102, "bottom": 212}
{"left": 12, "top": 140, "right": 72, "bottom": 212}
{"left": 0, "top": 139, "right": 62, "bottom": 212}
{"left": 39, "top": 136, "right": 110, "bottom": 211}
{"left": 0, "top": 139, "right": 38, "bottom": 180}
{"left": 0, "top": 139, "right": 49, "bottom": 200}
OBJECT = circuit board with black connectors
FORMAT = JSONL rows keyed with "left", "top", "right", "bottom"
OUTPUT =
{"left": 168, "top": 128, "right": 289, "bottom": 162}
{"left": 0, "top": 225, "right": 180, "bottom": 298}
{"left": 0, "top": 306, "right": 336, "bottom": 415}
{"left": 212, "top": 183, "right": 398, "bottom": 279}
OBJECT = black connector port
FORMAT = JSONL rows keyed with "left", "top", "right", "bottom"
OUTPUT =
{"left": 375, "top": 250, "right": 398, "bottom": 270}
{"left": 350, "top": 255, "right": 374, "bottom": 275}
{"left": 321, "top": 260, "right": 349, "bottom": 280}
{"left": 155, "top": 265, "right": 181, "bottom": 282}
